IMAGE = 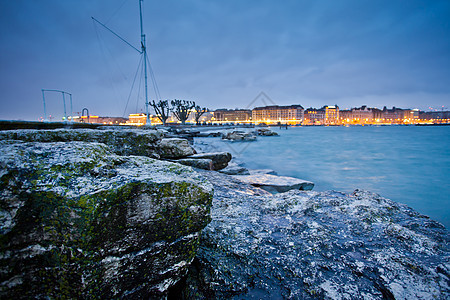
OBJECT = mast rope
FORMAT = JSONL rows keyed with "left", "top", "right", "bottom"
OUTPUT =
{"left": 123, "top": 54, "right": 144, "bottom": 117}
{"left": 146, "top": 55, "right": 161, "bottom": 101}
{"left": 93, "top": 19, "right": 128, "bottom": 105}
{"left": 136, "top": 59, "right": 144, "bottom": 113}
{"left": 105, "top": 0, "right": 131, "bottom": 25}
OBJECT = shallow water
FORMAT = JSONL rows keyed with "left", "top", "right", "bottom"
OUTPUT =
{"left": 195, "top": 125, "right": 450, "bottom": 229}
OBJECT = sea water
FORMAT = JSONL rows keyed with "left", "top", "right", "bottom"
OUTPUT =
{"left": 195, "top": 125, "right": 450, "bottom": 229}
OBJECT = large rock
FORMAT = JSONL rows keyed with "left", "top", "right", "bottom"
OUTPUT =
{"left": 0, "top": 140, "right": 213, "bottom": 298}
{"left": 187, "top": 152, "right": 232, "bottom": 171}
{"left": 254, "top": 128, "right": 279, "bottom": 136}
{"left": 0, "top": 128, "right": 164, "bottom": 158}
{"left": 177, "top": 171, "right": 450, "bottom": 299}
{"left": 218, "top": 162, "right": 250, "bottom": 175}
{"left": 174, "top": 158, "right": 214, "bottom": 170}
{"left": 158, "top": 138, "right": 196, "bottom": 158}
{"left": 234, "top": 173, "right": 314, "bottom": 193}
{"left": 222, "top": 131, "right": 257, "bottom": 141}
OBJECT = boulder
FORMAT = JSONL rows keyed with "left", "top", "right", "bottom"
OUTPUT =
{"left": 0, "top": 140, "right": 213, "bottom": 298}
{"left": 174, "top": 158, "right": 213, "bottom": 170}
{"left": 188, "top": 152, "right": 232, "bottom": 171}
{"left": 222, "top": 131, "right": 256, "bottom": 141}
{"left": 0, "top": 129, "right": 163, "bottom": 158}
{"left": 254, "top": 128, "right": 278, "bottom": 136}
{"left": 234, "top": 173, "right": 314, "bottom": 193}
{"left": 177, "top": 171, "right": 450, "bottom": 299}
{"left": 218, "top": 162, "right": 250, "bottom": 175}
{"left": 157, "top": 138, "right": 196, "bottom": 158}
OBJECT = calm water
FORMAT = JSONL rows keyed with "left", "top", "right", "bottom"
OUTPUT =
{"left": 196, "top": 126, "right": 450, "bottom": 229}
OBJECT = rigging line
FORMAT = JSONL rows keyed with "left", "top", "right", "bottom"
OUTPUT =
{"left": 146, "top": 55, "right": 161, "bottom": 100}
{"left": 123, "top": 54, "right": 144, "bottom": 117}
{"left": 93, "top": 20, "right": 124, "bottom": 105}
{"left": 136, "top": 58, "right": 144, "bottom": 113}
{"left": 105, "top": 0, "right": 131, "bottom": 25}
{"left": 92, "top": 17, "right": 141, "bottom": 54}
{"left": 93, "top": 19, "right": 130, "bottom": 82}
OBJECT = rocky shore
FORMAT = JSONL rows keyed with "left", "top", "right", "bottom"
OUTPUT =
{"left": 0, "top": 126, "right": 448, "bottom": 299}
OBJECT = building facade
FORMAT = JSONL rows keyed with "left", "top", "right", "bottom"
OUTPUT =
{"left": 252, "top": 105, "right": 304, "bottom": 125}
{"left": 324, "top": 105, "right": 339, "bottom": 125}
{"left": 212, "top": 109, "right": 252, "bottom": 123}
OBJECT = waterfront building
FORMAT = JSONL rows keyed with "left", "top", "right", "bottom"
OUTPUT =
{"left": 419, "top": 111, "right": 450, "bottom": 123}
{"left": 351, "top": 106, "right": 373, "bottom": 124}
{"left": 382, "top": 106, "right": 405, "bottom": 123}
{"left": 339, "top": 109, "right": 352, "bottom": 124}
{"left": 304, "top": 108, "right": 325, "bottom": 125}
{"left": 73, "top": 115, "right": 128, "bottom": 125}
{"left": 252, "top": 105, "right": 304, "bottom": 125}
{"left": 324, "top": 105, "right": 339, "bottom": 125}
{"left": 212, "top": 109, "right": 252, "bottom": 124}
{"left": 127, "top": 113, "right": 148, "bottom": 126}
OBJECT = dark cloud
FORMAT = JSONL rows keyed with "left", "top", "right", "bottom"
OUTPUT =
{"left": 0, "top": 0, "right": 449, "bottom": 120}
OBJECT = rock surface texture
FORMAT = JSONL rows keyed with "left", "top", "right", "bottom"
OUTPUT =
{"left": 158, "top": 138, "right": 196, "bottom": 158}
{"left": 0, "top": 128, "right": 196, "bottom": 160}
{"left": 0, "top": 140, "right": 213, "bottom": 298}
{"left": 254, "top": 128, "right": 279, "bottom": 136}
{"left": 186, "top": 152, "right": 232, "bottom": 171}
{"left": 234, "top": 173, "right": 314, "bottom": 192}
{"left": 178, "top": 171, "right": 450, "bottom": 299}
{"left": 218, "top": 162, "right": 250, "bottom": 175}
{"left": 222, "top": 131, "right": 257, "bottom": 141}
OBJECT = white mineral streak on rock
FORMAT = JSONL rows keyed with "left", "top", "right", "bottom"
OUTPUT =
{"left": 156, "top": 278, "right": 178, "bottom": 293}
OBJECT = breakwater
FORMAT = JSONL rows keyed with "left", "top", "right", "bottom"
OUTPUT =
{"left": 0, "top": 126, "right": 449, "bottom": 298}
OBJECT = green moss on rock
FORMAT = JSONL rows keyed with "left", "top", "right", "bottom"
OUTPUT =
{"left": 0, "top": 140, "right": 213, "bottom": 298}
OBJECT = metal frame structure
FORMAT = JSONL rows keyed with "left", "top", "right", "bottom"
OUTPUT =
{"left": 41, "top": 89, "right": 73, "bottom": 122}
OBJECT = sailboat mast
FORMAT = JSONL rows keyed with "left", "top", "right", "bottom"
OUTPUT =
{"left": 139, "top": 0, "right": 151, "bottom": 125}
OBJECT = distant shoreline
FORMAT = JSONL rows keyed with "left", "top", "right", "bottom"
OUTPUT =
{"left": 1, "top": 119, "right": 449, "bottom": 131}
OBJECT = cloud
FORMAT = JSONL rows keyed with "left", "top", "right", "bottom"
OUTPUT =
{"left": 0, "top": 0, "right": 449, "bottom": 120}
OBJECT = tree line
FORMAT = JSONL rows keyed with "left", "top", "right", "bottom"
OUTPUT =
{"left": 150, "top": 99, "right": 208, "bottom": 126}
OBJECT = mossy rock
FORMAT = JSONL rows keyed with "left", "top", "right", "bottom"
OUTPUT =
{"left": 0, "top": 128, "right": 164, "bottom": 158}
{"left": 0, "top": 140, "right": 213, "bottom": 298}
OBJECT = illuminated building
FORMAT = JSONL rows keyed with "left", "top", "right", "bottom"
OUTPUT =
{"left": 72, "top": 115, "right": 128, "bottom": 125}
{"left": 304, "top": 105, "right": 338, "bottom": 125}
{"left": 324, "top": 105, "right": 339, "bottom": 125}
{"left": 213, "top": 109, "right": 252, "bottom": 124}
{"left": 127, "top": 113, "right": 148, "bottom": 126}
{"left": 382, "top": 106, "right": 405, "bottom": 123}
{"left": 304, "top": 108, "right": 325, "bottom": 125}
{"left": 252, "top": 105, "right": 304, "bottom": 125}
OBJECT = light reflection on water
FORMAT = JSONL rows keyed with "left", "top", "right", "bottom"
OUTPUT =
{"left": 196, "top": 125, "right": 450, "bottom": 229}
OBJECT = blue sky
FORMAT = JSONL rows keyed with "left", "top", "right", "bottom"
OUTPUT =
{"left": 1, "top": 0, "right": 449, "bottom": 120}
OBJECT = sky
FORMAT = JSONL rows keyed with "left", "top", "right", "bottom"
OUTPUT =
{"left": 0, "top": 0, "right": 449, "bottom": 121}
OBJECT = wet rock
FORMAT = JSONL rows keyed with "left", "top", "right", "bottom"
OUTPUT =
{"left": 158, "top": 138, "right": 196, "bottom": 158}
{"left": 218, "top": 162, "right": 250, "bottom": 175}
{"left": 234, "top": 173, "right": 314, "bottom": 193}
{"left": 179, "top": 172, "right": 450, "bottom": 299}
{"left": 254, "top": 128, "right": 279, "bottom": 136}
{"left": 0, "top": 140, "right": 213, "bottom": 298}
{"left": 222, "top": 131, "right": 257, "bottom": 141}
{"left": 188, "top": 152, "right": 232, "bottom": 171}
